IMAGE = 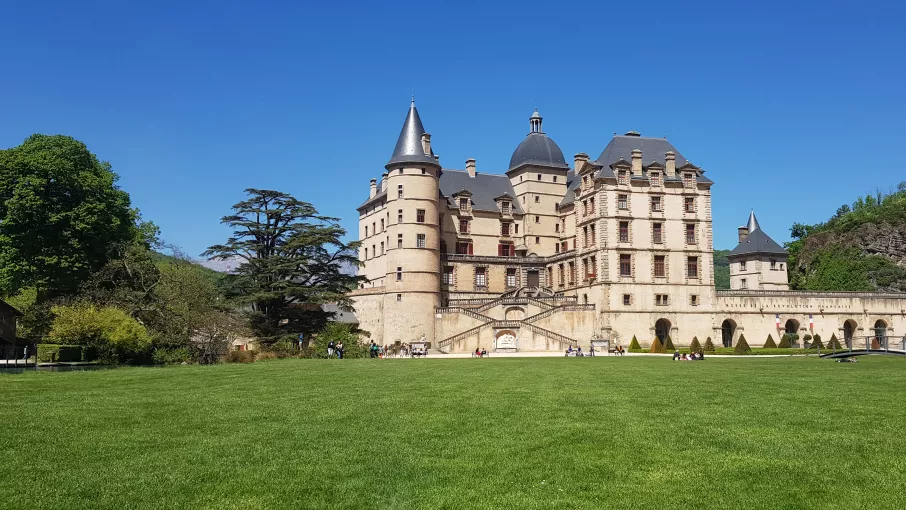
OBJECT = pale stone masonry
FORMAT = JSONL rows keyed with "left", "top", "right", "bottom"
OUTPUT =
{"left": 349, "top": 101, "right": 906, "bottom": 352}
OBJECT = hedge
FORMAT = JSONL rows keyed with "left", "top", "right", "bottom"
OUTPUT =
{"left": 649, "top": 337, "right": 665, "bottom": 354}
{"left": 778, "top": 334, "right": 792, "bottom": 348}
{"left": 628, "top": 336, "right": 641, "bottom": 351}
{"left": 763, "top": 334, "right": 777, "bottom": 349}
{"left": 37, "top": 344, "right": 96, "bottom": 363}
{"left": 704, "top": 337, "right": 715, "bottom": 352}
{"left": 689, "top": 337, "right": 702, "bottom": 352}
{"left": 827, "top": 333, "right": 843, "bottom": 350}
{"left": 664, "top": 335, "right": 676, "bottom": 351}
{"left": 733, "top": 334, "right": 751, "bottom": 355}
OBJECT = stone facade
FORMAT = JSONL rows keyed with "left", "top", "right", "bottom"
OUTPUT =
{"left": 348, "top": 102, "right": 906, "bottom": 352}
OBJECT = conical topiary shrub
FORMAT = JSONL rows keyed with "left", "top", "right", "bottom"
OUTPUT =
{"left": 629, "top": 335, "right": 641, "bottom": 351}
{"left": 664, "top": 335, "right": 676, "bottom": 351}
{"left": 810, "top": 334, "right": 824, "bottom": 349}
{"left": 764, "top": 334, "right": 777, "bottom": 349}
{"left": 827, "top": 333, "right": 843, "bottom": 350}
{"left": 704, "top": 337, "right": 715, "bottom": 352}
{"left": 778, "top": 334, "right": 792, "bottom": 348}
{"left": 733, "top": 334, "right": 751, "bottom": 355}
{"left": 649, "top": 337, "right": 665, "bottom": 354}
{"left": 689, "top": 337, "right": 702, "bottom": 352}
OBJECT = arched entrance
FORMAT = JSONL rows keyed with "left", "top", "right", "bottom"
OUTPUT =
{"left": 873, "top": 320, "right": 887, "bottom": 349}
{"left": 495, "top": 330, "right": 518, "bottom": 350}
{"left": 655, "top": 319, "right": 671, "bottom": 343}
{"left": 504, "top": 307, "right": 525, "bottom": 320}
{"left": 721, "top": 319, "right": 736, "bottom": 348}
{"left": 843, "top": 320, "right": 857, "bottom": 348}
{"left": 784, "top": 319, "right": 800, "bottom": 336}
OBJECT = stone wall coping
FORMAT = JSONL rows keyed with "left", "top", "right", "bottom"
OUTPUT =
{"left": 717, "top": 290, "right": 906, "bottom": 299}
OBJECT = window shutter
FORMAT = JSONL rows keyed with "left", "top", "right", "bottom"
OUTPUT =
{"left": 468, "top": 243, "right": 473, "bottom": 255}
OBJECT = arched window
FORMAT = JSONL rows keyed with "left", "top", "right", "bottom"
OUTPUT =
{"left": 843, "top": 320, "right": 857, "bottom": 348}
{"left": 873, "top": 320, "right": 887, "bottom": 349}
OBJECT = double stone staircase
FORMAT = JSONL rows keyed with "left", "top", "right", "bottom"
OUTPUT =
{"left": 434, "top": 288, "right": 595, "bottom": 353}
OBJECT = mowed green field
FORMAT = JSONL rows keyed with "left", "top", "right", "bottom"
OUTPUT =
{"left": 2, "top": 357, "right": 905, "bottom": 509}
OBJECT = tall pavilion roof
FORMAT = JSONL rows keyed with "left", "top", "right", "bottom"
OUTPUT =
{"left": 729, "top": 211, "right": 787, "bottom": 257}
{"left": 387, "top": 99, "right": 438, "bottom": 168}
{"left": 593, "top": 133, "right": 712, "bottom": 184}
{"left": 439, "top": 170, "right": 524, "bottom": 214}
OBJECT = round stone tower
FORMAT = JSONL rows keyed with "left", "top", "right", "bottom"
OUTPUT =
{"left": 382, "top": 100, "right": 442, "bottom": 346}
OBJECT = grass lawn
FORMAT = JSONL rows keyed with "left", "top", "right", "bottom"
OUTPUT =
{"left": 2, "top": 357, "right": 905, "bottom": 509}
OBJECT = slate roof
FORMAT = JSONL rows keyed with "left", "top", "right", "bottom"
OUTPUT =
{"left": 559, "top": 170, "right": 580, "bottom": 207}
{"left": 439, "top": 170, "right": 524, "bottom": 214}
{"left": 321, "top": 303, "right": 358, "bottom": 324}
{"left": 594, "top": 135, "right": 713, "bottom": 184}
{"left": 387, "top": 100, "right": 438, "bottom": 168}
{"left": 729, "top": 212, "right": 787, "bottom": 257}
{"left": 508, "top": 132, "right": 570, "bottom": 172}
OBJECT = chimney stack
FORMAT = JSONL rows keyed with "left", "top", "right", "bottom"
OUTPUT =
{"left": 574, "top": 152, "right": 589, "bottom": 173}
{"left": 738, "top": 226, "right": 749, "bottom": 243}
{"left": 421, "top": 133, "right": 432, "bottom": 155}
{"left": 631, "top": 149, "right": 642, "bottom": 176}
{"left": 665, "top": 151, "right": 676, "bottom": 177}
{"left": 380, "top": 172, "right": 388, "bottom": 192}
{"left": 369, "top": 178, "right": 377, "bottom": 198}
{"left": 466, "top": 158, "right": 476, "bottom": 178}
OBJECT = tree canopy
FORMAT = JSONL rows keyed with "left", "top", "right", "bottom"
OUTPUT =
{"left": 0, "top": 135, "right": 140, "bottom": 298}
{"left": 203, "top": 189, "right": 361, "bottom": 343}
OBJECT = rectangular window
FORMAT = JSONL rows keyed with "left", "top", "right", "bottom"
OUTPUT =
{"left": 687, "top": 256, "right": 699, "bottom": 278}
{"left": 474, "top": 267, "right": 487, "bottom": 288}
{"left": 398, "top": 209, "right": 403, "bottom": 223}
{"left": 459, "top": 198, "right": 469, "bottom": 211}
{"left": 501, "top": 222, "right": 510, "bottom": 236}
{"left": 583, "top": 226, "right": 588, "bottom": 247}
{"left": 620, "top": 254, "right": 632, "bottom": 277}
{"left": 770, "top": 259, "right": 777, "bottom": 270}
{"left": 380, "top": 219, "right": 384, "bottom": 231}
{"left": 650, "top": 172, "right": 660, "bottom": 186}
{"left": 589, "top": 256, "right": 596, "bottom": 278}
{"left": 397, "top": 184, "right": 404, "bottom": 198}
{"left": 396, "top": 294, "right": 402, "bottom": 302}
{"left": 460, "top": 219, "right": 469, "bottom": 234}
{"left": 741, "top": 278, "right": 748, "bottom": 289}
{"left": 380, "top": 242, "right": 384, "bottom": 255}
{"left": 561, "top": 241, "right": 567, "bottom": 252}
{"left": 686, "top": 224, "right": 696, "bottom": 244}
{"left": 506, "top": 268, "right": 517, "bottom": 288}
{"left": 416, "top": 209, "right": 425, "bottom": 223}
{"left": 654, "top": 255, "right": 665, "bottom": 277}
{"left": 583, "top": 200, "right": 588, "bottom": 217}
{"left": 555, "top": 223, "right": 559, "bottom": 233}
{"left": 590, "top": 197, "right": 595, "bottom": 214}
{"left": 514, "top": 224, "right": 519, "bottom": 234}
{"left": 534, "top": 195, "right": 540, "bottom": 203}
{"left": 537, "top": 173, "right": 542, "bottom": 181}
{"left": 535, "top": 215, "right": 540, "bottom": 223}
{"left": 583, "top": 175, "right": 588, "bottom": 188}
{"left": 396, "top": 267, "right": 402, "bottom": 281}
{"left": 656, "top": 294, "right": 669, "bottom": 306}
{"left": 558, "top": 264, "right": 565, "bottom": 285}
{"left": 623, "top": 294, "right": 631, "bottom": 306}
{"left": 619, "top": 221, "right": 629, "bottom": 242}
{"left": 683, "top": 172, "right": 694, "bottom": 188}
{"left": 442, "top": 266, "right": 454, "bottom": 285}
{"left": 498, "top": 243, "right": 514, "bottom": 257}
{"left": 365, "top": 226, "right": 369, "bottom": 237}
{"left": 397, "top": 234, "right": 402, "bottom": 248}
{"left": 568, "top": 261, "right": 575, "bottom": 284}
{"left": 651, "top": 196, "right": 662, "bottom": 212}
{"left": 501, "top": 201, "right": 510, "bottom": 214}
{"left": 365, "top": 247, "right": 368, "bottom": 259}
{"left": 618, "top": 170, "right": 627, "bottom": 185}
{"left": 618, "top": 194, "right": 628, "bottom": 210}
{"left": 535, "top": 236, "right": 540, "bottom": 244}
{"left": 684, "top": 197, "right": 695, "bottom": 213}
{"left": 740, "top": 261, "right": 747, "bottom": 271}
{"left": 416, "top": 234, "right": 426, "bottom": 248}
{"left": 553, "top": 176, "right": 557, "bottom": 183}
{"left": 690, "top": 295, "right": 699, "bottom": 306}
{"left": 456, "top": 242, "right": 473, "bottom": 255}
{"left": 652, "top": 223, "right": 663, "bottom": 244}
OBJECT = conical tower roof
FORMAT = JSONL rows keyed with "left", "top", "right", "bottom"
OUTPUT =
{"left": 730, "top": 210, "right": 787, "bottom": 257}
{"left": 387, "top": 99, "right": 438, "bottom": 168}
{"left": 746, "top": 210, "right": 761, "bottom": 232}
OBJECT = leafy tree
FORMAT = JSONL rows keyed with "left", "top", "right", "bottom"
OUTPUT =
{"left": 704, "top": 337, "right": 715, "bottom": 352}
{"left": 763, "top": 334, "right": 777, "bottom": 349}
{"left": 778, "top": 334, "right": 792, "bottom": 348}
{"left": 204, "top": 189, "right": 362, "bottom": 344}
{"left": 733, "top": 334, "right": 751, "bottom": 355}
{"left": 628, "top": 336, "right": 641, "bottom": 351}
{"left": 48, "top": 303, "right": 151, "bottom": 364}
{"left": 713, "top": 249, "right": 731, "bottom": 290}
{"left": 0, "top": 135, "right": 140, "bottom": 299}
{"left": 649, "top": 337, "right": 665, "bottom": 354}
{"left": 689, "top": 337, "right": 702, "bottom": 352}
{"left": 309, "top": 323, "right": 369, "bottom": 359}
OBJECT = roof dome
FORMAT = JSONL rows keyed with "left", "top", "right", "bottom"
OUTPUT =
{"left": 507, "top": 109, "right": 569, "bottom": 172}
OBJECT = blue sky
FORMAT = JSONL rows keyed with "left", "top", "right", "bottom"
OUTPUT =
{"left": 2, "top": 1, "right": 905, "bottom": 258}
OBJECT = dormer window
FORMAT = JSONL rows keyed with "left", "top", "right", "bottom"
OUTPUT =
{"left": 459, "top": 198, "right": 469, "bottom": 211}
{"left": 650, "top": 172, "right": 661, "bottom": 186}
{"left": 501, "top": 201, "right": 511, "bottom": 215}
{"left": 683, "top": 172, "right": 694, "bottom": 188}
{"left": 618, "top": 170, "right": 627, "bottom": 185}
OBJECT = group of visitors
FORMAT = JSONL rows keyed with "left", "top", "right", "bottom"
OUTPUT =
{"left": 673, "top": 350, "right": 705, "bottom": 361}
{"left": 326, "top": 340, "right": 346, "bottom": 359}
{"left": 565, "top": 345, "right": 593, "bottom": 357}
{"left": 472, "top": 348, "right": 489, "bottom": 358}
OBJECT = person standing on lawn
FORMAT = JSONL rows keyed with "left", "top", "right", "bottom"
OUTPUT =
{"left": 336, "top": 341, "right": 344, "bottom": 359}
